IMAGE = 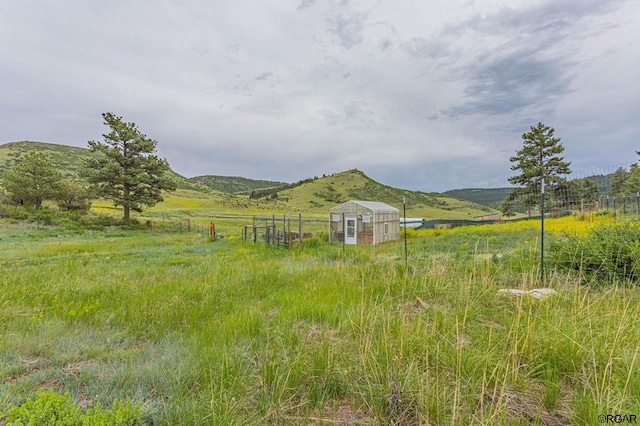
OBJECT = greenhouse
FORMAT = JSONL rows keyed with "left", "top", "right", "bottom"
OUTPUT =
{"left": 329, "top": 200, "right": 400, "bottom": 245}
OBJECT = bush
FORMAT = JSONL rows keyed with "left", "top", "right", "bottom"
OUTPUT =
{"left": 549, "top": 221, "right": 640, "bottom": 285}
{"left": 1, "top": 389, "right": 144, "bottom": 425}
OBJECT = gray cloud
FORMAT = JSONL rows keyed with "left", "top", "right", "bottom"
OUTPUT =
{"left": 0, "top": 0, "right": 638, "bottom": 192}
{"left": 297, "top": 0, "right": 316, "bottom": 11}
{"left": 431, "top": 0, "right": 628, "bottom": 123}
{"left": 326, "top": 9, "right": 369, "bottom": 49}
{"left": 322, "top": 100, "right": 375, "bottom": 127}
{"left": 254, "top": 72, "right": 274, "bottom": 81}
{"left": 402, "top": 37, "right": 450, "bottom": 60}
{"left": 444, "top": 47, "right": 574, "bottom": 118}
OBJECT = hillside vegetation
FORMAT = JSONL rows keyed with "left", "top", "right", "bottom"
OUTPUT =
{"left": 191, "top": 175, "right": 287, "bottom": 194}
{"left": 270, "top": 169, "right": 494, "bottom": 218}
{"left": 1, "top": 141, "right": 496, "bottom": 219}
{"left": 444, "top": 187, "right": 515, "bottom": 209}
{"left": 0, "top": 141, "right": 207, "bottom": 192}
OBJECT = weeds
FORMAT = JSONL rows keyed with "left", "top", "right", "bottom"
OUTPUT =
{"left": 2, "top": 216, "right": 640, "bottom": 424}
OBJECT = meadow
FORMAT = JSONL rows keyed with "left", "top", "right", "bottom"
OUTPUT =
{"left": 1, "top": 214, "right": 640, "bottom": 425}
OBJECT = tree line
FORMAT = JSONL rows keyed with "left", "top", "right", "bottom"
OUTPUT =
{"left": 0, "top": 113, "right": 176, "bottom": 222}
{"left": 1, "top": 117, "right": 638, "bottom": 222}
{"left": 502, "top": 122, "right": 640, "bottom": 217}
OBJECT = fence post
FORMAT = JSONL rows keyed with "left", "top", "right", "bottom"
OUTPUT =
{"left": 299, "top": 213, "right": 303, "bottom": 250}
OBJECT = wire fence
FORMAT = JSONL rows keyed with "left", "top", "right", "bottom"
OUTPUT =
{"left": 449, "top": 163, "right": 640, "bottom": 220}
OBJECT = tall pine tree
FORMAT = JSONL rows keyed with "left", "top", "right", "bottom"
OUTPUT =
{"left": 507, "top": 123, "right": 571, "bottom": 216}
{"left": 83, "top": 113, "right": 177, "bottom": 221}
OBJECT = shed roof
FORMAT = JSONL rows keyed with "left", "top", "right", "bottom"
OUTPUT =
{"left": 330, "top": 200, "right": 400, "bottom": 213}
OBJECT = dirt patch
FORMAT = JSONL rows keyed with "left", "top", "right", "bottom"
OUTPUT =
{"left": 1, "top": 375, "right": 17, "bottom": 385}
{"left": 63, "top": 360, "right": 94, "bottom": 376}
{"left": 482, "top": 389, "right": 569, "bottom": 426}
{"left": 36, "top": 377, "right": 60, "bottom": 391}
{"left": 398, "top": 297, "right": 429, "bottom": 315}
{"left": 312, "top": 403, "right": 376, "bottom": 425}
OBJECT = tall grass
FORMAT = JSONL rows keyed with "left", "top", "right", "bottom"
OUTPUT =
{"left": 1, "top": 216, "right": 640, "bottom": 424}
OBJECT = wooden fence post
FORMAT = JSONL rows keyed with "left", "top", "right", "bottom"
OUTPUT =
{"left": 299, "top": 213, "right": 303, "bottom": 250}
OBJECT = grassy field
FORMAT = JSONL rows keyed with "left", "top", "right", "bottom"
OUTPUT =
{"left": 2, "top": 213, "right": 640, "bottom": 424}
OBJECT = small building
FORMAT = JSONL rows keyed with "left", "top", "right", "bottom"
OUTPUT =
{"left": 329, "top": 200, "right": 400, "bottom": 245}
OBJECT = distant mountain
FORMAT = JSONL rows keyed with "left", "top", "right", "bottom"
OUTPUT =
{"left": 0, "top": 141, "right": 208, "bottom": 192}
{"left": 190, "top": 175, "right": 288, "bottom": 194}
{"left": 444, "top": 188, "right": 515, "bottom": 209}
{"left": 445, "top": 174, "right": 618, "bottom": 209}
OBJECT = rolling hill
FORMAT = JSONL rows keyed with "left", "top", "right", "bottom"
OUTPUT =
{"left": 191, "top": 175, "right": 287, "bottom": 194}
{"left": 260, "top": 169, "right": 496, "bottom": 218}
{"left": 0, "top": 141, "right": 497, "bottom": 218}
{"left": 0, "top": 141, "right": 207, "bottom": 192}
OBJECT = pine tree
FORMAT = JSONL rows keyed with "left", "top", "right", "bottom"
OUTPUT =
{"left": 83, "top": 113, "right": 177, "bottom": 221}
{"left": 2, "top": 151, "right": 63, "bottom": 209}
{"left": 507, "top": 123, "right": 571, "bottom": 216}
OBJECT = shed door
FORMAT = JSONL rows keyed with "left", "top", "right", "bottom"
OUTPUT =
{"left": 345, "top": 215, "right": 357, "bottom": 245}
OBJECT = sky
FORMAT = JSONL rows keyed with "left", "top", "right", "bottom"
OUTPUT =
{"left": 1, "top": 0, "right": 639, "bottom": 192}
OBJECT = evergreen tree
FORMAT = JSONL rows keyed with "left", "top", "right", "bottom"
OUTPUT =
{"left": 83, "top": 113, "right": 177, "bottom": 221}
{"left": 499, "top": 197, "right": 516, "bottom": 217}
{"left": 621, "top": 152, "right": 640, "bottom": 195}
{"left": 2, "top": 151, "right": 63, "bottom": 209}
{"left": 56, "top": 180, "right": 91, "bottom": 212}
{"left": 610, "top": 167, "right": 629, "bottom": 196}
{"left": 507, "top": 123, "right": 571, "bottom": 216}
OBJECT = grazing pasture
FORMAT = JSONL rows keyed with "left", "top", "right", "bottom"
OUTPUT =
{"left": 1, "top": 214, "right": 639, "bottom": 424}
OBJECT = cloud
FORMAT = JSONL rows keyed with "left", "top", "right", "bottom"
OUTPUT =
{"left": 0, "top": 0, "right": 638, "bottom": 192}
{"left": 254, "top": 72, "right": 274, "bottom": 81}
{"left": 325, "top": 5, "right": 370, "bottom": 49}
{"left": 297, "top": 0, "right": 316, "bottom": 11}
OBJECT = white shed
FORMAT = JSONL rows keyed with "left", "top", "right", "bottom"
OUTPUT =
{"left": 329, "top": 200, "right": 400, "bottom": 245}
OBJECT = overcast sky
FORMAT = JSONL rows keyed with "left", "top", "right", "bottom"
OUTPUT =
{"left": 1, "top": 0, "right": 638, "bottom": 192}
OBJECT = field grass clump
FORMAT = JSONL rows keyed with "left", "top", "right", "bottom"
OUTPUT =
{"left": 2, "top": 216, "right": 640, "bottom": 424}
{"left": 549, "top": 219, "right": 640, "bottom": 285}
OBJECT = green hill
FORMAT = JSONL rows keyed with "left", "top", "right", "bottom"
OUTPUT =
{"left": 263, "top": 169, "right": 496, "bottom": 218}
{"left": 0, "top": 141, "right": 96, "bottom": 180}
{"left": 0, "top": 141, "right": 207, "bottom": 192}
{"left": 191, "top": 175, "right": 288, "bottom": 194}
{"left": 1, "top": 142, "right": 497, "bottom": 218}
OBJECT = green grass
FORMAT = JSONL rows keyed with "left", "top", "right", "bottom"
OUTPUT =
{"left": 1, "top": 218, "right": 640, "bottom": 424}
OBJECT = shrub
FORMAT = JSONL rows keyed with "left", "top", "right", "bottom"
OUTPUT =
{"left": 549, "top": 220, "right": 640, "bottom": 285}
{"left": 1, "top": 389, "right": 144, "bottom": 425}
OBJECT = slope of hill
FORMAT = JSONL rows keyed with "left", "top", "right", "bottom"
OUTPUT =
{"left": 264, "top": 169, "right": 495, "bottom": 218}
{"left": 1, "top": 142, "right": 497, "bottom": 218}
{"left": 0, "top": 141, "right": 208, "bottom": 192}
{"left": 190, "top": 175, "right": 288, "bottom": 194}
